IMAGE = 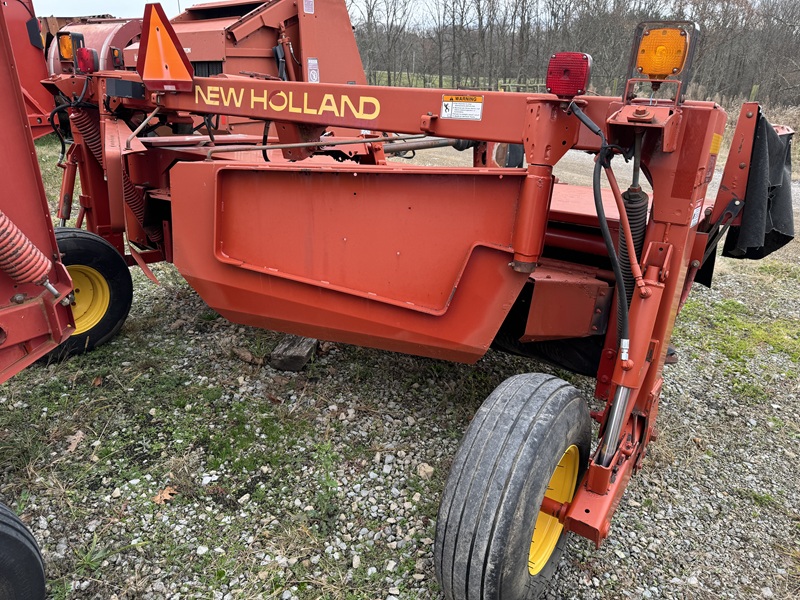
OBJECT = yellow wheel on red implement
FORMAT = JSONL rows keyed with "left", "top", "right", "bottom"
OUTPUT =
{"left": 67, "top": 264, "right": 111, "bottom": 335}
{"left": 435, "top": 374, "right": 591, "bottom": 600}
{"left": 528, "top": 444, "right": 580, "bottom": 576}
{"left": 53, "top": 229, "right": 133, "bottom": 359}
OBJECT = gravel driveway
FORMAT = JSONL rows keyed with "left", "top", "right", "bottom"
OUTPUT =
{"left": 0, "top": 148, "right": 797, "bottom": 599}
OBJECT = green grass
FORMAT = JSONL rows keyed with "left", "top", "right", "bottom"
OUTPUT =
{"left": 680, "top": 298, "right": 800, "bottom": 363}
{"left": 739, "top": 489, "right": 777, "bottom": 508}
{"left": 756, "top": 261, "right": 800, "bottom": 280}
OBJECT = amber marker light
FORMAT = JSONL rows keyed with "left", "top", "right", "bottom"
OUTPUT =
{"left": 636, "top": 27, "right": 688, "bottom": 78}
{"left": 623, "top": 21, "right": 700, "bottom": 104}
{"left": 57, "top": 32, "right": 74, "bottom": 61}
{"left": 628, "top": 21, "right": 699, "bottom": 83}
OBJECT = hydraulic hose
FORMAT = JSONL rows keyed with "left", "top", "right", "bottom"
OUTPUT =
{"left": 569, "top": 102, "right": 630, "bottom": 344}
{"left": 48, "top": 77, "right": 91, "bottom": 165}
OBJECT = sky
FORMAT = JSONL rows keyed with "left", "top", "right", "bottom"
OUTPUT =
{"left": 34, "top": 1, "right": 182, "bottom": 19}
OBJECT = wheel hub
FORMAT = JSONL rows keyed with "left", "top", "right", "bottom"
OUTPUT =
{"left": 67, "top": 265, "right": 111, "bottom": 335}
{"left": 528, "top": 444, "right": 580, "bottom": 575}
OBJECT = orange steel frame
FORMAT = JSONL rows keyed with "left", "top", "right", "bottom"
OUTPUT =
{"left": 3, "top": 0, "right": 54, "bottom": 139}
{"left": 29, "top": 1, "right": 741, "bottom": 548}
{"left": 0, "top": 2, "right": 73, "bottom": 381}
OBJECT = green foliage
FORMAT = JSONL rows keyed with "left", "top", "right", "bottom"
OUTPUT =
{"left": 680, "top": 298, "right": 800, "bottom": 363}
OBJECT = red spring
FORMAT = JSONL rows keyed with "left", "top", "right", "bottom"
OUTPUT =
{"left": 72, "top": 109, "right": 159, "bottom": 241}
{"left": 123, "top": 171, "right": 145, "bottom": 223}
{"left": 0, "top": 211, "right": 52, "bottom": 286}
{"left": 71, "top": 109, "right": 104, "bottom": 168}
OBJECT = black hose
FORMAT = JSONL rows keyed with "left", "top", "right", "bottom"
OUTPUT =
{"left": 48, "top": 77, "right": 93, "bottom": 164}
{"left": 261, "top": 121, "right": 271, "bottom": 162}
{"left": 569, "top": 102, "right": 630, "bottom": 342}
{"left": 593, "top": 152, "right": 630, "bottom": 341}
{"left": 48, "top": 102, "right": 70, "bottom": 164}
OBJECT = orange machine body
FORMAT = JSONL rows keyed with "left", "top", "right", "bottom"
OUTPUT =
{"left": 7, "top": 0, "right": 792, "bottom": 550}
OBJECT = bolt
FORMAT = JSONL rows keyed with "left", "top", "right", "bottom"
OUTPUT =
{"left": 11, "top": 294, "right": 25, "bottom": 304}
{"left": 739, "top": 162, "right": 746, "bottom": 169}
{"left": 690, "top": 260, "right": 700, "bottom": 268}
{"left": 746, "top": 111, "right": 753, "bottom": 118}
{"left": 633, "top": 107, "right": 648, "bottom": 117}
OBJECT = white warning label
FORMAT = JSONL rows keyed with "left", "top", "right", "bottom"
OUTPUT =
{"left": 440, "top": 95, "right": 484, "bottom": 120}
{"left": 304, "top": 0, "right": 315, "bottom": 14}
{"left": 690, "top": 203, "right": 702, "bottom": 228}
{"left": 307, "top": 57, "right": 319, "bottom": 83}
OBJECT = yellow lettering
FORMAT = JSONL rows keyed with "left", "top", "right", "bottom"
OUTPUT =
{"left": 303, "top": 93, "right": 319, "bottom": 115}
{"left": 358, "top": 96, "right": 380, "bottom": 120}
{"left": 206, "top": 86, "right": 220, "bottom": 105}
{"left": 318, "top": 94, "right": 340, "bottom": 117}
{"left": 288, "top": 91, "right": 302, "bottom": 114}
{"left": 251, "top": 89, "right": 269, "bottom": 110}
{"left": 266, "top": 90, "right": 286, "bottom": 111}
{"left": 340, "top": 95, "right": 358, "bottom": 118}
{"left": 195, "top": 85, "right": 219, "bottom": 106}
{"left": 243, "top": 89, "right": 379, "bottom": 121}
{"left": 221, "top": 87, "right": 244, "bottom": 108}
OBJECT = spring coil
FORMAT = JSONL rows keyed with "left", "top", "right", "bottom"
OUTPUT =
{"left": 71, "top": 109, "right": 161, "bottom": 241}
{"left": 617, "top": 189, "right": 649, "bottom": 340}
{"left": 0, "top": 211, "right": 52, "bottom": 286}
{"left": 71, "top": 109, "right": 104, "bottom": 168}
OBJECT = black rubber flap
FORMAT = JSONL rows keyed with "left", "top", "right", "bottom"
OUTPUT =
{"left": 723, "top": 113, "right": 794, "bottom": 259}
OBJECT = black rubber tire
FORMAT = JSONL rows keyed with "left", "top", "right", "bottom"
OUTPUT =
{"left": 435, "top": 373, "right": 591, "bottom": 600}
{"left": 0, "top": 502, "right": 46, "bottom": 600}
{"left": 54, "top": 229, "right": 133, "bottom": 358}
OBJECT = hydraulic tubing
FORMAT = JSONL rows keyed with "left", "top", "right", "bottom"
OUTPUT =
{"left": 596, "top": 385, "right": 633, "bottom": 467}
{"left": 567, "top": 101, "right": 630, "bottom": 345}
{"left": 382, "top": 137, "right": 462, "bottom": 154}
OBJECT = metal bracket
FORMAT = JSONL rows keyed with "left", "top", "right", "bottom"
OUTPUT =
{"left": 702, "top": 197, "right": 744, "bottom": 264}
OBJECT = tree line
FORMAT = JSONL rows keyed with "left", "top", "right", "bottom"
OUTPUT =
{"left": 347, "top": 0, "right": 800, "bottom": 107}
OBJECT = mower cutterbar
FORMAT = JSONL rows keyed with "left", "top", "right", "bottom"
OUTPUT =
{"left": 3, "top": 1, "right": 794, "bottom": 598}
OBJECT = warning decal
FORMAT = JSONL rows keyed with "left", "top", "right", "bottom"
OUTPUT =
{"left": 441, "top": 95, "right": 484, "bottom": 121}
{"left": 307, "top": 57, "right": 319, "bottom": 83}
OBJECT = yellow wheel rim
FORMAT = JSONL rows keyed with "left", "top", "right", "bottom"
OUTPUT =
{"left": 528, "top": 444, "right": 580, "bottom": 576}
{"left": 67, "top": 265, "right": 110, "bottom": 335}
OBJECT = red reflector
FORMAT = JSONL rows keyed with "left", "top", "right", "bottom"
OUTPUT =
{"left": 75, "top": 47, "right": 99, "bottom": 74}
{"left": 546, "top": 52, "right": 592, "bottom": 98}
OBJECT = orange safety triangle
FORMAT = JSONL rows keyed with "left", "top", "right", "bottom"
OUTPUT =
{"left": 136, "top": 3, "right": 194, "bottom": 92}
